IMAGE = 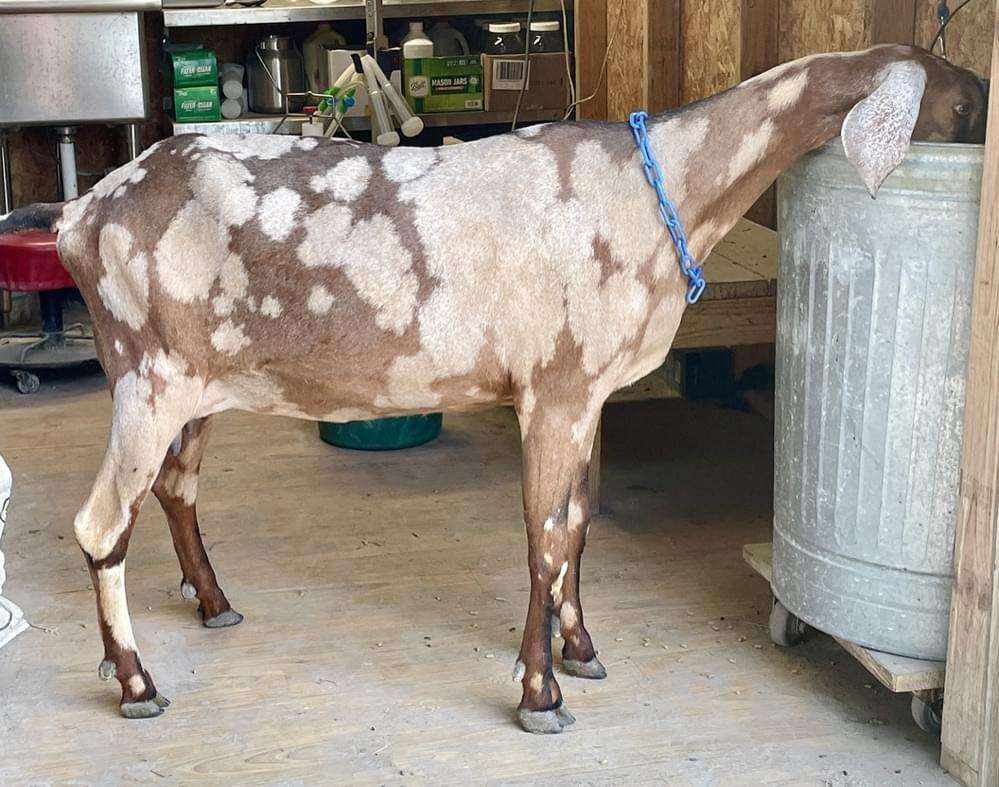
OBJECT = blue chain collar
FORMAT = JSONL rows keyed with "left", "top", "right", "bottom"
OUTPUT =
{"left": 629, "top": 111, "right": 706, "bottom": 304}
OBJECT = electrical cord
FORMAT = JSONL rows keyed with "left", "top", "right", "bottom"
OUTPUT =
{"left": 562, "top": 0, "right": 626, "bottom": 120}
{"left": 930, "top": 0, "right": 978, "bottom": 56}
{"left": 510, "top": 0, "right": 536, "bottom": 130}
{"left": 560, "top": 0, "right": 576, "bottom": 109}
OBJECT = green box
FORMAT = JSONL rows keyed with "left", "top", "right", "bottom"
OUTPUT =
{"left": 174, "top": 86, "right": 220, "bottom": 123}
{"left": 403, "top": 56, "right": 483, "bottom": 114}
{"left": 171, "top": 49, "right": 218, "bottom": 88}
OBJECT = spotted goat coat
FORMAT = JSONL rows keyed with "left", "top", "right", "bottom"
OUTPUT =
{"left": 0, "top": 45, "right": 987, "bottom": 732}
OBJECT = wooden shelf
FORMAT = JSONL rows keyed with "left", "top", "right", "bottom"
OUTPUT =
{"left": 743, "top": 542, "right": 946, "bottom": 694}
{"left": 164, "top": 0, "right": 573, "bottom": 27}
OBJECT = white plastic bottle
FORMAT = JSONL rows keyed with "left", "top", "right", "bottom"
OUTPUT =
{"left": 429, "top": 21, "right": 469, "bottom": 57}
{"left": 401, "top": 21, "right": 434, "bottom": 59}
{"left": 303, "top": 22, "right": 348, "bottom": 95}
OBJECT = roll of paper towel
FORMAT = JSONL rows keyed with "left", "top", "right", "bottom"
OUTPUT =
{"left": 221, "top": 62, "right": 245, "bottom": 100}
{"left": 221, "top": 97, "right": 243, "bottom": 119}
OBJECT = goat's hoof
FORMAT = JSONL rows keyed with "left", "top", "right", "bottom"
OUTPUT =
{"left": 98, "top": 659, "right": 116, "bottom": 682}
{"left": 203, "top": 608, "right": 243, "bottom": 629}
{"left": 180, "top": 580, "right": 198, "bottom": 600}
{"left": 562, "top": 656, "right": 607, "bottom": 680}
{"left": 554, "top": 704, "right": 576, "bottom": 726}
{"left": 120, "top": 693, "right": 170, "bottom": 719}
{"left": 517, "top": 707, "right": 567, "bottom": 734}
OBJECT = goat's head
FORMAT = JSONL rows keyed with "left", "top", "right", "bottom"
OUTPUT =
{"left": 842, "top": 46, "right": 988, "bottom": 197}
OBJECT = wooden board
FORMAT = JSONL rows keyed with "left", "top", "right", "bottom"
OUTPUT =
{"left": 681, "top": 0, "right": 741, "bottom": 104}
{"left": 673, "top": 297, "right": 777, "bottom": 350}
{"left": 605, "top": 0, "right": 682, "bottom": 119}
{"left": 648, "top": 0, "right": 683, "bottom": 112}
{"left": 741, "top": 0, "right": 781, "bottom": 229}
{"left": 673, "top": 218, "right": 778, "bottom": 351}
{"left": 574, "top": 0, "right": 608, "bottom": 120}
{"left": 941, "top": 7, "right": 999, "bottom": 786}
{"left": 778, "top": 0, "right": 872, "bottom": 61}
{"left": 915, "top": 0, "right": 996, "bottom": 76}
{"left": 606, "top": 0, "right": 650, "bottom": 121}
{"left": 742, "top": 543, "right": 946, "bottom": 695}
{"left": 870, "top": 0, "right": 917, "bottom": 45}
{"left": 741, "top": 0, "right": 780, "bottom": 81}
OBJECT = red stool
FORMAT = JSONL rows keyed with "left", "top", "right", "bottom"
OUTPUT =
{"left": 0, "top": 230, "right": 96, "bottom": 393}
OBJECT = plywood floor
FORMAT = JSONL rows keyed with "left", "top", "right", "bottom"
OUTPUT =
{"left": 0, "top": 372, "right": 954, "bottom": 785}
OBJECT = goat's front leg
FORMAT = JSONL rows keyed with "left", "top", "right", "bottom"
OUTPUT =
{"left": 556, "top": 465, "right": 606, "bottom": 679}
{"left": 75, "top": 376, "right": 200, "bottom": 718}
{"left": 514, "top": 403, "right": 598, "bottom": 734}
{"left": 152, "top": 417, "right": 242, "bottom": 628}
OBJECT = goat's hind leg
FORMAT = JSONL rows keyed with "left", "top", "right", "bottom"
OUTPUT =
{"left": 153, "top": 417, "right": 242, "bottom": 628}
{"left": 75, "top": 374, "right": 200, "bottom": 718}
{"left": 557, "top": 465, "right": 606, "bottom": 680}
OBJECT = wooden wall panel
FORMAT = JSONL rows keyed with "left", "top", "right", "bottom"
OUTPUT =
{"left": 742, "top": 0, "right": 781, "bottom": 228}
{"left": 649, "top": 0, "right": 683, "bottom": 111}
{"left": 681, "top": 0, "right": 741, "bottom": 103}
{"left": 606, "top": 0, "right": 649, "bottom": 120}
{"left": 605, "top": 0, "right": 681, "bottom": 119}
{"left": 575, "top": 0, "right": 609, "bottom": 119}
{"left": 915, "top": 0, "right": 996, "bottom": 76}
{"left": 742, "top": 0, "right": 781, "bottom": 79}
{"left": 870, "top": 0, "right": 917, "bottom": 44}
{"left": 779, "top": 0, "right": 872, "bottom": 60}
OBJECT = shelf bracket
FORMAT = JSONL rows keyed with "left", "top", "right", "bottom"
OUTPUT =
{"left": 364, "top": 0, "right": 387, "bottom": 58}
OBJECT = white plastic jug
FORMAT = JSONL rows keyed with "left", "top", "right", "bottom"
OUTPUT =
{"left": 304, "top": 22, "right": 348, "bottom": 95}
{"left": 401, "top": 22, "right": 434, "bottom": 59}
{"left": 429, "top": 21, "right": 469, "bottom": 57}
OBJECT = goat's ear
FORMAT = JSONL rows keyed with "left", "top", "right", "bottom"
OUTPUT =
{"left": 842, "top": 62, "right": 926, "bottom": 198}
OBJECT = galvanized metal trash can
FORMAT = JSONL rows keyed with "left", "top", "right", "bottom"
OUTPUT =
{"left": 773, "top": 140, "right": 983, "bottom": 661}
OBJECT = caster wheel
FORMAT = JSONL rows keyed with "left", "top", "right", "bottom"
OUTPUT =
{"left": 13, "top": 370, "right": 40, "bottom": 394}
{"left": 769, "top": 598, "right": 807, "bottom": 647}
{"left": 911, "top": 694, "right": 943, "bottom": 738}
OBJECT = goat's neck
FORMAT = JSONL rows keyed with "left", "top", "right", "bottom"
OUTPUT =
{"left": 644, "top": 49, "right": 896, "bottom": 257}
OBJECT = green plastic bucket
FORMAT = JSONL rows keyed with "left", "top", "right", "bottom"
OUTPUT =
{"left": 318, "top": 414, "right": 443, "bottom": 451}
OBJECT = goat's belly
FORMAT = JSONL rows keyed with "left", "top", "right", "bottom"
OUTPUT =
{"left": 196, "top": 370, "right": 509, "bottom": 422}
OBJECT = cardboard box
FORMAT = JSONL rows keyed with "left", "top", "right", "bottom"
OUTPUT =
{"left": 174, "top": 86, "right": 220, "bottom": 123}
{"left": 404, "top": 56, "right": 484, "bottom": 114}
{"left": 482, "top": 52, "right": 571, "bottom": 113}
{"left": 170, "top": 49, "right": 218, "bottom": 88}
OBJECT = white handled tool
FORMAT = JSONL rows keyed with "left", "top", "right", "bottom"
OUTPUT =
{"left": 359, "top": 55, "right": 399, "bottom": 146}
{"left": 361, "top": 54, "right": 424, "bottom": 138}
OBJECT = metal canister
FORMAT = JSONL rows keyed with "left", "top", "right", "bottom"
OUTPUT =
{"left": 773, "top": 140, "right": 983, "bottom": 660}
{"left": 246, "top": 35, "right": 305, "bottom": 114}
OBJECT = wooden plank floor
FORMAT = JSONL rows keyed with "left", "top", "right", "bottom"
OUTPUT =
{"left": 0, "top": 373, "right": 953, "bottom": 785}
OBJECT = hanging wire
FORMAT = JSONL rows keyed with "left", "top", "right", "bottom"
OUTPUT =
{"left": 510, "top": 0, "right": 537, "bottom": 130}
{"left": 930, "top": 0, "right": 978, "bottom": 57}
{"left": 562, "top": 0, "right": 626, "bottom": 120}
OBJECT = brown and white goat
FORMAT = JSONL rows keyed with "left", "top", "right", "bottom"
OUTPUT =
{"left": 0, "top": 45, "right": 987, "bottom": 732}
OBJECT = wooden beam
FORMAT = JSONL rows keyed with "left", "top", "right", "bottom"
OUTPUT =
{"left": 870, "top": 0, "right": 917, "bottom": 44}
{"left": 741, "top": 0, "right": 780, "bottom": 228}
{"left": 606, "top": 0, "right": 681, "bottom": 120}
{"left": 741, "top": 0, "right": 779, "bottom": 80}
{"left": 672, "top": 296, "right": 777, "bottom": 350}
{"left": 649, "top": 0, "right": 683, "bottom": 111}
{"left": 574, "top": 0, "right": 608, "bottom": 120}
{"left": 941, "top": 6, "right": 999, "bottom": 786}
{"left": 681, "top": 0, "right": 740, "bottom": 105}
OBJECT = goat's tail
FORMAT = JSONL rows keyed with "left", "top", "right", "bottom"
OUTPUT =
{"left": 0, "top": 202, "right": 65, "bottom": 235}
